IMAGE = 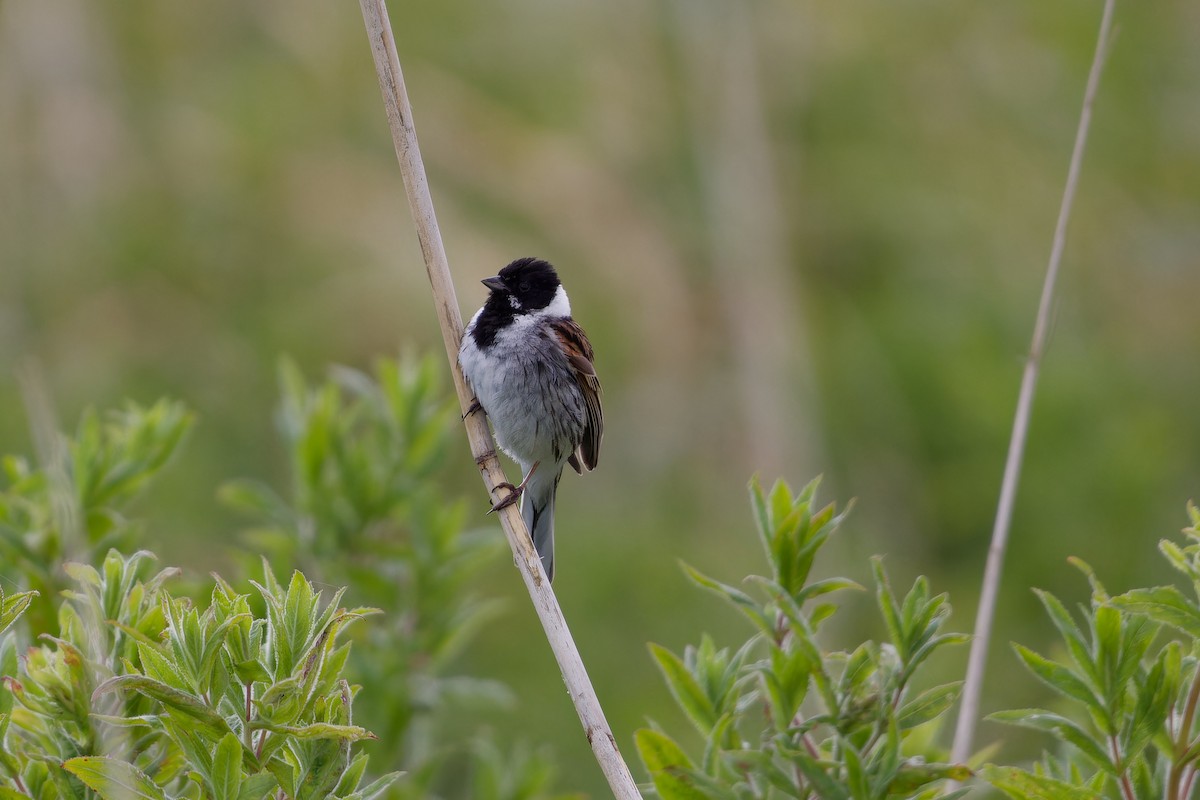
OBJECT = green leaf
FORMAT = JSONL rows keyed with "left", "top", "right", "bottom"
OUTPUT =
{"left": 760, "top": 640, "right": 815, "bottom": 731}
{"left": 797, "top": 577, "right": 864, "bottom": 604}
{"left": 730, "top": 749, "right": 804, "bottom": 797}
{"left": 0, "top": 589, "right": 37, "bottom": 636}
{"left": 235, "top": 772, "right": 279, "bottom": 800}
{"left": 248, "top": 721, "right": 375, "bottom": 741}
{"left": 1092, "top": 605, "right": 1122, "bottom": 693}
{"left": 792, "top": 750, "right": 849, "bottom": 800}
{"left": 1012, "top": 645, "right": 1099, "bottom": 709}
{"left": 748, "top": 476, "right": 773, "bottom": 568}
{"left": 62, "top": 756, "right": 167, "bottom": 800}
{"left": 869, "top": 717, "right": 902, "bottom": 796}
{"left": 897, "top": 682, "right": 961, "bottom": 729}
{"left": 93, "top": 674, "right": 228, "bottom": 731}
{"left": 838, "top": 642, "right": 877, "bottom": 697}
{"left": 681, "top": 562, "right": 771, "bottom": 633}
{"left": 89, "top": 714, "right": 161, "bottom": 730}
{"left": 980, "top": 765, "right": 1102, "bottom": 800}
{"left": 1032, "top": 589, "right": 1097, "bottom": 685}
{"left": 648, "top": 643, "right": 715, "bottom": 736}
{"left": 1111, "top": 586, "right": 1200, "bottom": 638}
{"left": 844, "top": 742, "right": 869, "bottom": 800}
{"left": 873, "top": 559, "right": 904, "bottom": 658}
{"left": 333, "top": 753, "right": 369, "bottom": 797}
{"left": 297, "top": 738, "right": 351, "bottom": 800}
{"left": 635, "top": 728, "right": 708, "bottom": 800}
{"left": 212, "top": 732, "right": 244, "bottom": 800}
{"left": 886, "top": 762, "right": 972, "bottom": 794}
{"left": 1125, "top": 646, "right": 1173, "bottom": 763}
{"left": 353, "top": 771, "right": 403, "bottom": 800}
{"left": 136, "top": 640, "right": 191, "bottom": 692}
{"left": 267, "top": 757, "right": 297, "bottom": 799}
{"left": 986, "top": 709, "right": 1112, "bottom": 772}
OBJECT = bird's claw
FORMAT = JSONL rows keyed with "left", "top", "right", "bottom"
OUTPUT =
{"left": 463, "top": 398, "right": 484, "bottom": 419}
{"left": 487, "top": 482, "right": 522, "bottom": 514}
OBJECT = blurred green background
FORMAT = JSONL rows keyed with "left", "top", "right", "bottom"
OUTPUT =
{"left": 2, "top": 0, "right": 1198, "bottom": 795}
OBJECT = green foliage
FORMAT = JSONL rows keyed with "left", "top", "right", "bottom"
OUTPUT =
{"left": 0, "top": 590, "right": 36, "bottom": 640}
{"left": 0, "top": 358, "right": 570, "bottom": 799}
{"left": 220, "top": 357, "right": 523, "bottom": 794}
{"left": 0, "top": 400, "right": 193, "bottom": 634}
{"left": 638, "top": 477, "right": 970, "bottom": 799}
{"left": 13, "top": 354, "right": 1200, "bottom": 800}
{"left": 982, "top": 504, "right": 1200, "bottom": 799}
{"left": 1, "top": 547, "right": 395, "bottom": 800}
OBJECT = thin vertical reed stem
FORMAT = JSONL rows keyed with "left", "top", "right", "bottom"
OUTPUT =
{"left": 951, "top": 0, "right": 1118, "bottom": 767}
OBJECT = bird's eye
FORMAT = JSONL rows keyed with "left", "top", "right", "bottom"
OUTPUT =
{"left": 518, "top": 281, "right": 531, "bottom": 292}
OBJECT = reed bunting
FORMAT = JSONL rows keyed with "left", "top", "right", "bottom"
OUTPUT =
{"left": 458, "top": 257, "right": 603, "bottom": 582}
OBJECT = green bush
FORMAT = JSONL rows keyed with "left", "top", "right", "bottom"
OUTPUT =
{"left": 0, "top": 358, "right": 570, "bottom": 800}
{"left": 636, "top": 478, "right": 971, "bottom": 799}
{"left": 0, "top": 548, "right": 394, "bottom": 800}
{"left": 0, "top": 400, "right": 193, "bottom": 636}
{"left": 982, "top": 503, "right": 1200, "bottom": 800}
{"left": 4, "top": 355, "right": 1200, "bottom": 800}
{"left": 218, "top": 358, "right": 512, "bottom": 780}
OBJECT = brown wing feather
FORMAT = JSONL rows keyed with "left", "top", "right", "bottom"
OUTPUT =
{"left": 551, "top": 318, "right": 603, "bottom": 472}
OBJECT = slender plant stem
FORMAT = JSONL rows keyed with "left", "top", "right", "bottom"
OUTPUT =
{"left": 1109, "top": 734, "right": 1135, "bottom": 800}
{"left": 950, "top": 0, "right": 1117, "bottom": 767}
{"left": 1178, "top": 666, "right": 1200, "bottom": 748}
{"left": 355, "top": 3, "right": 641, "bottom": 798}
{"left": 1167, "top": 666, "right": 1200, "bottom": 800}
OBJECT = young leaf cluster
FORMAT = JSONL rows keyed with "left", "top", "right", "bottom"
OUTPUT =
{"left": 984, "top": 503, "right": 1200, "bottom": 800}
{"left": 637, "top": 477, "right": 970, "bottom": 800}
{"left": 0, "top": 547, "right": 396, "bottom": 800}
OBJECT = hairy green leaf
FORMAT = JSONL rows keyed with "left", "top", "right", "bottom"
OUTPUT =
{"left": 635, "top": 728, "right": 708, "bottom": 800}
{"left": 93, "top": 674, "right": 228, "bottom": 731}
{"left": 1111, "top": 586, "right": 1200, "bottom": 638}
{"left": 986, "top": 709, "right": 1112, "bottom": 772}
{"left": 648, "top": 643, "right": 716, "bottom": 736}
{"left": 63, "top": 756, "right": 167, "bottom": 800}
{"left": 212, "top": 732, "right": 244, "bottom": 800}
{"left": 897, "top": 682, "right": 961, "bottom": 730}
{"left": 1012, "top": 645, "right": 1100, "bottom": 710}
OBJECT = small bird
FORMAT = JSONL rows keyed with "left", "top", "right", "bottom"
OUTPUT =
{"left": 458, "top": 257, "right": 603, "bottom": 582}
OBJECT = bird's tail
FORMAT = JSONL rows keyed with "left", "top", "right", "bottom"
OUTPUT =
{"left": 522, "top": 468, "right": 561, "bottom": 582}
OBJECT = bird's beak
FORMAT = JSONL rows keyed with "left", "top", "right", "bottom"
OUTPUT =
{"left": 481, "top": 276, "right": 506, "bottom": 293}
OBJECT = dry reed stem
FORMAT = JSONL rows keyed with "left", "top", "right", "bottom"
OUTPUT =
{"left": 951, "top": 0, "right": 1118, "bottom": 767}
{"left": 355, "top": 2, "right": 642, "bottom": 798}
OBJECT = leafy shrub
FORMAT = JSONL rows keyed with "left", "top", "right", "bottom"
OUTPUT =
{"left": 637, "top": 478, "right": 971, "bottom": 799}
{"left": 6, "top": 354, "right": 1199, "bottom": 800}
{"left": 1, "top": 548, "right": 394, "bottom": 800}
{"left": 219, "top": 359, "right": 554, "bottom": 797}
{"left": 0, "top": 400, "right": 193, "bottom": 635}
{"left": 0, "top": 358, "right": 570, "bottom": 800}
{"left": 982, "top": 503, "right": 1200, "bottom": 800}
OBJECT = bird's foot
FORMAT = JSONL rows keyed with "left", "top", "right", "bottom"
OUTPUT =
{"left": 485, "top": 461, "right": 541, "bottom": 515}
{"left": 462, "top": 398, "right": 484, "bottom": 420}
{"left": 487, "top": 482, "right": 522, "bottom": 514}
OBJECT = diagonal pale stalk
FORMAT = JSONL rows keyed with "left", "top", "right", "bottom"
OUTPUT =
{"left": 951, "top": 0, "right": 1118, "bottom": 767}
{"left": 355, "top": 2, "right": 642, "bottom": 798}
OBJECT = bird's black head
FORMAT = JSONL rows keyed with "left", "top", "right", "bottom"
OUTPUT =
{"left": 484, "top": 257, "right": 562, "bottom": 312}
